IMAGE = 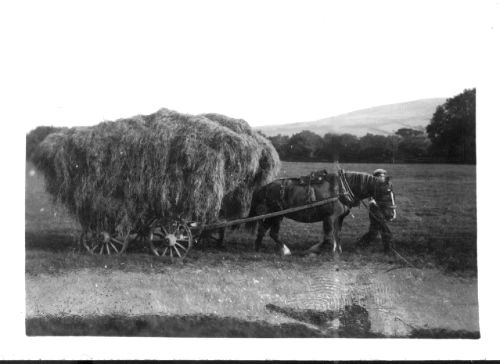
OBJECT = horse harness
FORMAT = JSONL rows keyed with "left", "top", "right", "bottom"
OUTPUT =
{"left": 338, "top": 169, "right": 359, "bottom": 208}
{"left": 273, "top": 169, "right": 360, "bottom": 208}
{"left": 273, "top": 169, "right": 329, "bottom": 208}
{"left": 270, "top": 169, "right": 395, "bottom": 219}
{"left": 298, "top": 169, "right": 328, "bottom": 203}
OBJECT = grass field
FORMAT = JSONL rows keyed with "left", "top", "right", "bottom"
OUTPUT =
{"left": 25, "top": 161, "right": 478, "bottom": 338}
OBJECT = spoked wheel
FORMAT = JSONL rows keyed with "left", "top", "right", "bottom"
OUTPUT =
{"left": 80, "top": 230, "right": 130, "bottom": 255}
{"left": 148, "top": 222, "right": 193, "bottom": 259}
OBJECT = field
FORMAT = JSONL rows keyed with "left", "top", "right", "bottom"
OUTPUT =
{"left": 25, "top": 161, "right": 478, "bottom": 338}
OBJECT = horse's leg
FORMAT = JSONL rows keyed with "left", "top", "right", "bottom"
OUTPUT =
{"left": 216, "top": 228, "right": 226, "bottom": 249}
{"left": 268, "top": 217, "right": 291, "bottom": 256}
{"left": 358, "top": 207, "right": 380, "bottom": 248}
{"left": 254, "top": 220, "right": 270, "bottom": 252}
{"left": 337, "top": 208, "right": 350, "bottom": 232}
{"left": 323, "top": 215, "right": 344, "bottom": 254}
{"left": 380, "top": 223, "right": 393, "bottom": 253}
{"left": 323, "top": 215, "right": 334, "bottom": 247}
{"left": 332, "top": 215, "right": 343, "bottom": 254}
{"left": 307, "top": 215, "right": 334, "bottom": 255}
{"left": 331, "top": 208, "right": 350, "bottom": 254}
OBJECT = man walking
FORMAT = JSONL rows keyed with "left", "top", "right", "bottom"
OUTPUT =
{"left": 357, "top": 168, "right": 393, "bottom": 252}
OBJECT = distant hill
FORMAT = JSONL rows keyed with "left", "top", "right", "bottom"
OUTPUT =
{"left": 255, "top": 98, "right": 446, "bottom": 137}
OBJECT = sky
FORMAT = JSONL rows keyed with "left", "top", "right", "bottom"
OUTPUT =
{"left": 2, "top": 0, "right": 496, "bottom": 132}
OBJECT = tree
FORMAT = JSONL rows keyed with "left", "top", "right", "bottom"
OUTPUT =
{"left": 395, "top": 128, "right": 430, "bottom": 162}
{"left": 287, "top": 130, "right": 325, "bottom": 161}
{"left": 268, "top": 134, "right": 290, "bottom": 160}
{"left": 395, "top": 128, "right": 424, "bottom": 139}
{"left": 426, "top": 88, "right": 476, "bottom": 164}
{"left": 358, "top": 133, "right": 394, "bottom": 163}
{"left": 323, "top": 133, "right": 360, "bottom": 162}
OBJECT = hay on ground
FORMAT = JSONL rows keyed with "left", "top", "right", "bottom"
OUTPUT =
{"left": 30, "top": 108, "right": 280, "bottom": 235}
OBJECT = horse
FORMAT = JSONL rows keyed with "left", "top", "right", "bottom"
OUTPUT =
{"left": 245, "top": 169, "right": 396, "bottom": 256}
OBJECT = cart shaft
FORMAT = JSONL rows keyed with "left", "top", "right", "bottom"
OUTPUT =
{"left": 198, "top": 196, "right": 339, "bottom": 231}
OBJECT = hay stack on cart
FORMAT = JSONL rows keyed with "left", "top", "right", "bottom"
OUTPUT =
{"left": 29, "top": 108, "right": 280, "bottom": 258}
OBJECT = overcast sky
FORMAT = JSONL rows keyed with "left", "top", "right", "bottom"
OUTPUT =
{"left": 1, "top": 0, "right": 497, "bottom": 131}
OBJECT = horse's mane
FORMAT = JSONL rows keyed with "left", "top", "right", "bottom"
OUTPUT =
{"left": 343, "top": 171, "right": 377, "bottom": 196}
{"left": 344, "top": 171, "right": 375, "bottom": 185}
{"left": 277, "top": 170, "right": 376, "bottom": 189}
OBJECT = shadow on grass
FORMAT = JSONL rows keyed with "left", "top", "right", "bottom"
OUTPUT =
{"left": 26, "top": 311, "right": 480, "bottom": 338}
{"left": 265, "top": 303, "right": 379, "bottom": 338}
{"left": 25, "top": 230, "right": 77, "bottom": 252}
{"left": 27, "top": 314, "right": 326, "bottom": 337}
{"left": 392, "top": 236, "right": 477, "bottom": 274}
{"left": 25, "top": 230, "right": 154, "bottom": 254}
{"left": 409, "top": 328, "right": 479, "bottom": 339}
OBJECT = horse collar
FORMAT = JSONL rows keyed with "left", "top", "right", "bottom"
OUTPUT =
{"left": 339, "top": 169, "right": 357, "bottom": 206}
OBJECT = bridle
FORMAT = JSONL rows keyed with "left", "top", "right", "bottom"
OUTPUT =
{"left": 373, "top": 179, "right": 397, "bottom": 210}
{"left": 371, "top": 178, "right": 397, "bottom": 222}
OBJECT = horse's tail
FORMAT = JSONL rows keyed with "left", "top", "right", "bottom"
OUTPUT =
{"left": 245, "top": 187, "right": 266, "bottom": 234}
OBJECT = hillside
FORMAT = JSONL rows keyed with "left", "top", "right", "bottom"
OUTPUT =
{"left": 255, "top": 98, "right": 445, "bottom": 137}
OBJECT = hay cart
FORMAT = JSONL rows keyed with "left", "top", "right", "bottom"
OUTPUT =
{"left": 80, "top": 196, "right": 339, "bottom": 259}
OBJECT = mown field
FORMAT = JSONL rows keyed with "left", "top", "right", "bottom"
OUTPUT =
{"left": 25, "top": 161, "right": 478, "bottom": 338}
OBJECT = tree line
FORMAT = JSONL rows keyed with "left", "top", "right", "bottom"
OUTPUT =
{"left": 265, "top": 88, "right": 475, "bottom": 164}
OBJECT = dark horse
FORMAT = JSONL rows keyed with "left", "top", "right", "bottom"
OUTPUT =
{"left": 245, "top": 170, "right": 396, "bottom": 255}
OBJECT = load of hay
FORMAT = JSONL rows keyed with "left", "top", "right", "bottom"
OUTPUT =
{"left": 29, "top": 108, "right": 280, "bottom": 235}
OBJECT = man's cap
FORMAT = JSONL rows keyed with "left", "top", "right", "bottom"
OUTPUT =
{"left": 373, "top": 168, "right": 387, "bottom": 176}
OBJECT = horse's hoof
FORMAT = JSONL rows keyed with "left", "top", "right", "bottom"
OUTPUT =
{"left": 331, "top": 249, "right": 342, "bottom": 257}
{"left": 307, "top": 242, "right": 324, "bottom": 255}
{"left": 281, "top": 245, "right": 292, "bottom": 256}
{"left": 305, "top": 248, "right": 320, "bottom": 256}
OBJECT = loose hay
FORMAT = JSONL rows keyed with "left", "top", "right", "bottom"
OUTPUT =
{"left": 26, "top": 126, "right": 66, "bottom": 161}
{"left": 30, "top": 109, "right": 280, "bottom": 235}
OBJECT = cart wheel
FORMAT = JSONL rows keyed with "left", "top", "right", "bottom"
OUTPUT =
{"left": 81, "top": 230, "right": 130, "bottom": 255}
{"left": 148, "top": 222, "right": 193, "bottom": 259}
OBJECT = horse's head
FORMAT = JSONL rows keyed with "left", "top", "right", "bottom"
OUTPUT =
{"left": 373, "top": 176, "right": 397, "bottom": 221}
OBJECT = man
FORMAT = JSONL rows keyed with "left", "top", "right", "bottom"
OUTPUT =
{"left": 357, "top": 168, "right": 393, "bottom": 252}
